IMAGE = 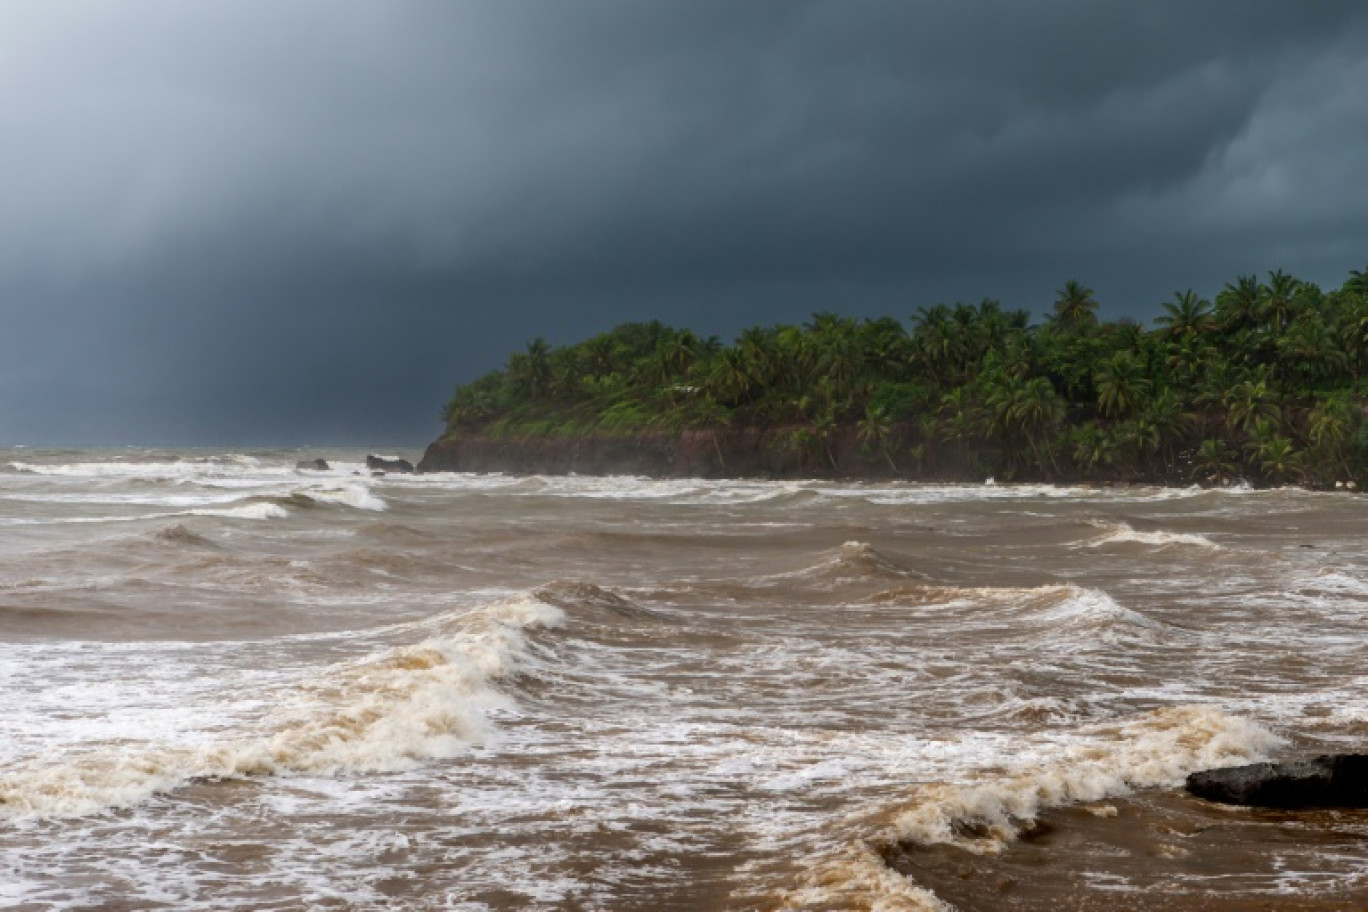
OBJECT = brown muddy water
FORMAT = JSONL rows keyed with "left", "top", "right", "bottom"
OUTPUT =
{"left": 1, "top": 448, "right": 1366, "bottom": 910}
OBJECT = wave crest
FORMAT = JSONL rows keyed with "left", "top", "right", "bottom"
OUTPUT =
{"left": 1083, "top": 521, "right": 1219, "bottom": 550}
{"left": 0, "top": 593, "right": 563, "bottom": 819}
{"left": 779, "top": 541, "right": 926, "bottom": 585}
{"left": 533, "top": 580, "right": 659, "bottom": 622}
{"left": 885, "top": 705, "right": 1278, "bottom": 854}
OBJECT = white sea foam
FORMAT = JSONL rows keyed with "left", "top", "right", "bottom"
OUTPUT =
{"left": 8, "top": 458, "right": 291, "bottom": 485}
{"left": 292, "top": 481, "right": 387, "bottom": 512}
{"left": 183, "top": 502, "right": 290, "bottom": 521}
{"left": 4, "top": 448, "right": 1365, "bottom": 909}
{"left": 885, "top": 705, "right": 1277, "bottom": 852}
{"left": 1029, "top": 585, "right": 1160, "bottom": 631}
{"left": 782, "top": 706, "right": 1279, "bottom": 910}
{"left": 1083, "top": 521, "right": 1220, "bottom": 549}
{"left": 867, "top": 583, "right": 1163, "bottom": 640}
{"left": 0, "top": 593, "right": 563, "bottom": 819}
{"left": 0, "top": 502, "right": 290, "bottom": 526}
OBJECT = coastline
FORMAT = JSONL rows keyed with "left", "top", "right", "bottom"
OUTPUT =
{"left": 415, "top": 429, "right": 1317, "bottom": 488}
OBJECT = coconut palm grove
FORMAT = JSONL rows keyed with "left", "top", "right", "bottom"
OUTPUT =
{"left": 439, "top": 267, "right": 1368, "bottom": 487}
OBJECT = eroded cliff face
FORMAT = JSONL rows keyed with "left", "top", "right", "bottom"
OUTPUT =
{"left": 417, "top": 428, "right": 991, "bottom": 481}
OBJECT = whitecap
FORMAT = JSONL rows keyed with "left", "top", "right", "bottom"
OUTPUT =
{"left": 1082, "top": 521, "right": 1219, "bottom": 550}
{"left": 0, "top": 592, "right": 563, "bottom": 818}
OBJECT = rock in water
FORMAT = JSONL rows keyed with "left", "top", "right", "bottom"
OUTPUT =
{"left": 295, "top": 458, "right": 330, "bottom": 471}
{"left": 365, "top": 455, "right": 414, "bottom": 473}
{"left": 1186, "top": 754, "right": 1368, "bottom": 808}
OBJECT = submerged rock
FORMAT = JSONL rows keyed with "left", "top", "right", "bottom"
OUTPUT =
{"left": 1186, "top": 754, "right": 1368, "bottom": 808}
{"left": 295, "top": 458, "right": 330, "bottom": 471}
{"left": 365, "top": 455, "right": 414, "bottom": 473}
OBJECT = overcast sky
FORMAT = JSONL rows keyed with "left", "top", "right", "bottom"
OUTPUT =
{"left": 2, "top": 1, "right": 1367, "bottom": 445}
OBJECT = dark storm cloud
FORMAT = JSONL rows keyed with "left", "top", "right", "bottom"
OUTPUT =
{"left": 1, "top": 1, "right": 1367, "bottom": 443}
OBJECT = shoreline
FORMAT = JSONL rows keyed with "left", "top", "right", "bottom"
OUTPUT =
{"left": 415, "top": 431, "right": 1357, "bottom": 491}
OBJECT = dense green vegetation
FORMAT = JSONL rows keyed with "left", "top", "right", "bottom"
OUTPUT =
{"left": 441, "top": 266, "right": 1368, "bottom": 486}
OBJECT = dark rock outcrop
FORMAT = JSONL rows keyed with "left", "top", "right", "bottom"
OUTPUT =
{"left": 295, "top": 458, "right": 330, "bottom": 471}
{"left": 1186, "top": 754, "right": 1368, "bottom": 808}
{"left": 366, "top": 455, "right": 415, "bottom": 474}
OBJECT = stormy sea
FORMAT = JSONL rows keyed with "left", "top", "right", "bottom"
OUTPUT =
{"left": 2, "top": 448, "right": 1366, "bottom": 911}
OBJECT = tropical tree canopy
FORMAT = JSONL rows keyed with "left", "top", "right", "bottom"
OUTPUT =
{"left": 440, "top": 265, "right": 1368, "bottom": 487}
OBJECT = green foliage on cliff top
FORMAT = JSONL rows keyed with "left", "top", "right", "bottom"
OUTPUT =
{"left": 442, "top": 266, "right": 1368, "bottom": 486}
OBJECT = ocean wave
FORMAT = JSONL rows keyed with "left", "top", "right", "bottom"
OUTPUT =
{"left": 281, "top": 482, "right": 387, "bottom": 512}
{"left": 782, "top": 706, "right": 1278, "bottom": 911}
{"left": 0, "top": 502, "right": 291, "bottom": 526}
{"left": 7, "top": 457, "right": 289, "bottom": 484}
{"left": 151, "top": 523, "right": 218, "bottom": 548}
{"left": 866, "top": 583, "right": 1164, "bottom": 641}
{"left": 772, "top": 541, "right": 927, "bottom": 585}
{"left": 533, "top": 580, "right": 660, "bottom": 622}
{"left": 1082, "top": 521, "right": 1220, "bottom": 550}
{"left": 885, "top": 705, "right": 1277, "bottom": 853}
{"left": 1027, "top": 585, "right": 1160, "bottom": 632}
{"left": 1296, "top": 569, "right": 1368, "bottom": 599}
{"left": 182, "top": 502, "right": 290, "bottom": 521}
{"left": 0, "top": 593, "right": 563, "bottom": 819}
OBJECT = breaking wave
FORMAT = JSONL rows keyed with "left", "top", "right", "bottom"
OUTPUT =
{"left": 784, "top": 706, "right": 1280, "bottom": 910}
{"left": 1082, "top": 521, "right": 1220, "bottom": 550}
{"left": 184, "top": 502, "right": 290, "bottom": 521}
{"left": 0, "top": 593, "right": 563, "bottom": 819}
{"left": 278, "top": 482, "right": 387, "bottom": 512}
{"left": 883, "top": 705, "right": 1277, "bottom": 853}
{"left": 867, "top": 583, "right": 1166, "bottom": 644}
{"left": 532, "top": 580, "right": 660, "bottom": 623}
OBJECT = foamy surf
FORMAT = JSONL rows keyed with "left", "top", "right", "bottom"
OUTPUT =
{"left": 782, "top": 706, "right": 1280, "bottom": 910}
{"left": 287, "top": 481, "right": 387, "bottom": 512}
{"left": 184, "top": 502, "right": 291, "bottom": 521}
{"left": 0, "top": 593, "right": 562, "bottom": 819}
{"left": 5, "top": 447, "right": 1367, "bottom": 910}
{"left": 866, "top": 582, "right": 1168, "bottom": 646}
{"left": 1083, "top": 521, "right": 1220, "bottom": 550}
{"left": 882, "top": 705, "right": 1279, "bottom": 853}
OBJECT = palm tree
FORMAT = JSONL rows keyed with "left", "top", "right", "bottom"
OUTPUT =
{"left": 1095, "top": 352, "right": 1151, "bottom": 419}
{"left": 1155, "top": 290, "right": 1213, "bottom": 339}
{"left": 660, "top": 329, "right": 699, "bottom": 377}
{"left": 512, "top": 338, "right": 553, "bottom": 400}
{"left": 1260, "top": 269, "right": 1302, "bottom": 332}
{"left": 1119, "top": 417, "right": 1162, "bottom": 473}
{"left": 859, "top": 317, "right": 912, "bottom": 379}
{"left": 738, "top": 326, "right": 780, "bottom": 395}
{"left": 1142, "top": 387, "right": 1193, "bottom": 472}
{"left": 857, "top": 405, "right": 898, "bottom": 472}
{"left": 1344, "top": 265, "right": 1368, "bottom": 297}
{"left": 811, "top": 409, "right": 839, "bottom": 471}
{"left": 1214, "top": 274, "right": 1263, "bottom": 334}
{"left": 1052, "top": 280, "right": 1100, "bottom": 331}
{"left": 1277, "top": 318, "right": 1346, "bottom": 382}
{"left": 1070, "top": 422, "right": 1119, "bottom": 473}
{"left": 1191, "top": 438, "right": 1239, "bottom": 485}
{"left": 1247, "top": 422, "right": 1303, "bottom": 485}
{"left": 703, "top": 348, "right": 753, "bottom": 406}
{"left": 1306, "top": 392, "right": 1359, "bottom": 482}
{"left": 1164, "top": 334, "right": 1214, "bottom": 388}
{"left": 1010, "top": 377, "right": 1066, "bottom": 473}
{"left": 911, "top": 305, "right": 966, "bottom": 383}
{"left": 1224, "top": 379, "right": 1281, "bottom": 435}
{"left": 941, "top": 385, "right": 984, "bottom": 459}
